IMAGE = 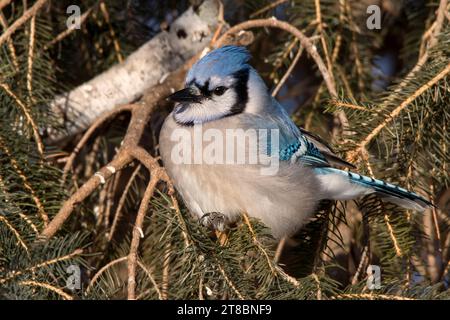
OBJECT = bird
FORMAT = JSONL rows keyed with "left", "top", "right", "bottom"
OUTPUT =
{"left": 159, "top": 45, "right": 432, "bottom": 238}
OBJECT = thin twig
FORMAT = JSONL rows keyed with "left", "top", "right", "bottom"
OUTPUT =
{"left": 242, "top": 213, "right": 300, "bottom": 287}
{"left": 0, "top": 0, "right": 48, "bottom": 47}
{"left": 0, "top": 215, "right": 29, "bottom": 253}
{"left": 19, "top": 280, "right": 73, "bottom": 300}
{"left": 215, "top": 18, "right": 337, "bottom": 98}
{"left": 311, "top": 273, "right": 322, "bottom": 300}
{"left": 0, "top": 248, "right": 83, "bottom": 284}
{"left": 137, "top": 260, "right": 163, "bottom": 300}
{"left": 0, "top": 11, "right": 19, "bottom": 71}
{"left": 108, "top": 163, "right": 142, "bottom": 241}
{"left": 274, "top": 237, "right": 286, "bottom": 263}
{"left": 85, "top": 256, "right": 128, "bottom": 294}
{"left": 428, "top": 0, "right": 448, "bottom": 49}
{"left": 347, "top": 62, "right": 450, "bottom": 162}
{"left": 127, "top": 175, "right": 160, "bottom": 300}
{"left": 272, "top": 44, "right": 303, "bottom": 97}
{"left": 351, "top": 245, "right": 369, "bottom": 285}
{"left": 62, "top": 104, "right": 134, "bottom": 183}
{"left": 332, "top": 293, "right": 414, "bottom": 300}
{"left": 0, "top": 83, "right": 44, "bottom": 156}
{"left": 99, "top": 1, "right": 123, "bottom": 63}
{"left": 314, "top": 0, "right": 332, "bottom": 74}
{"left": 0, "top": 135, "right": 48, "bottom": 226}
{"left": 250, "top": 0, "right": 288, "bottom": 18}
{"left": 214, "top": 258, "right": 245, "bottom": 300}
{"left": 44, "top": 6, "right": 95, "bottom": 50}
{"left": 161, "top": 239, "right": 171, "bottom": 299}
{"left": 26, "top": 15, "right": 36, "bottom": 104}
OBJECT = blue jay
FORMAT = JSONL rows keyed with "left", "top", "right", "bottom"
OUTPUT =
{"left": 159, "top": 45, "right": 432, "bottom": 238}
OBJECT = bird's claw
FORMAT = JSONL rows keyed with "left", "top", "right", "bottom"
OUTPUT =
{"left": 199, "top": 212, "right": 227, "bottom": 232}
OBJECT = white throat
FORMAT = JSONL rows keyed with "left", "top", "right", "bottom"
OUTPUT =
{"left": 245, "top": 68, "right": 272, "bottom": 114}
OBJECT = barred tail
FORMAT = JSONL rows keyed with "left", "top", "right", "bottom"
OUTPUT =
{"left": 314, "top": 167, "right": 433, "bottom": 211}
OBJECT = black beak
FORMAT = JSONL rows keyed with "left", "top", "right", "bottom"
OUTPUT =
{"left": 167, "top": 87, "right": 201, "bottom": 103}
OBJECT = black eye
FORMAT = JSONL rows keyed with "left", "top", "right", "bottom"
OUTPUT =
{"left": 213, "top": 86, "right": 227, "bottom": 96}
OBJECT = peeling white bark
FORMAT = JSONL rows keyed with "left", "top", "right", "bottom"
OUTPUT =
{"left": 51, "top": 0, "right": 219, "bottom": 137}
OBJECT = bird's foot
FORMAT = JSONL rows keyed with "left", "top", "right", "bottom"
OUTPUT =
{"left": 199, "top": 212, "right": 228, "bottom": 232}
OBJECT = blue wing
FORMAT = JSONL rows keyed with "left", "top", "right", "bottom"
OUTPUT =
{"left": 237, "top": 100, "right": 350, "bottom": 168}
{"left": 279, "top": 134, "right": 330, "bottom": 167}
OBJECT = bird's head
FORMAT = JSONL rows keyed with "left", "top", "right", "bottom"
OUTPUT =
{"left": 167, "top": 45, "right": 269, "bottom": 125}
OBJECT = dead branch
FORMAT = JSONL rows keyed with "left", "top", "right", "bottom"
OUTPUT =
{"left": 40, "top": 62, "right": 189, "bottom": 240}
{"left": 62, "top": 104, "right": 134, "bottom": 183}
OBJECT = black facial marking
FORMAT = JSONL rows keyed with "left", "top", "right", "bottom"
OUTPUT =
{"left": 197, "top": 80, "right": 211, "bottom": 98}
{"left": 229, "top": 68, "right": 249, "bottom": 115}
{"left": 174, "top": 68, "right": 249, "bottom": 126}
{"left": 214, "top": 86, "right": 227, "bottom": 96}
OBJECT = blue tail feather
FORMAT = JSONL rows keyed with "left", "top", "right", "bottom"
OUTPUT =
{"left": 314, "top": 167, "right": 433, "bottom": 211}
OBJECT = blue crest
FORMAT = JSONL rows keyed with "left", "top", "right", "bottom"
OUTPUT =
{"left": 186, "top": 46, "right": 251, "bottom": 85}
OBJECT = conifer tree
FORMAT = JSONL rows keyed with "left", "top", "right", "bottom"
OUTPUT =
{"left": 0, "top": 0, "right": 448, "bottom": 300}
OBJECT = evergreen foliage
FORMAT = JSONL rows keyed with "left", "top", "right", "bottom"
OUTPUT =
{"left": 0, "top": 0, "right": 449, "bottom": 300}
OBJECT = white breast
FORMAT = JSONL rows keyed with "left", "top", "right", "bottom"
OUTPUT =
{"left": 159, "top": 113, "right": 324, "bottom": 238}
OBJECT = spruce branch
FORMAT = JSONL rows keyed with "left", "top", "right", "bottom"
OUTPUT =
{"left": 85, "top": 256, "right": 128, "bottom": 294}
{"left": 0, "top": 83, "right": 44, "bottom": 156}
{"left": 0, "top": 248, "right": 83, "bottom": 284}
{"left": 0, "top": 0, "right": 48, "bottom": 47}
{"left": 26, "top": 15, "right": 36, "bottom": 104}
{"left": 0, "top": 135, "right": 48, "bottom": 226}
{"left": 2, "top": 0, "right": 448, "bottom": 300}
{"left": 242, "top": 213, "right": 300, "bottom": 287}
{"left": 0, "top": 11, "right": 19, "bottom": 71}
{"left": 18, "top": 280, "right": 73, "bottom": 300}
{"left": 332, "top": 293, "right": 414, "bottom": 300}
{"left": 0, "top": 215, "right": 29, "bottom": 253}
{"left": 347, "top": 61, "right": 450, "bottom": 163}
